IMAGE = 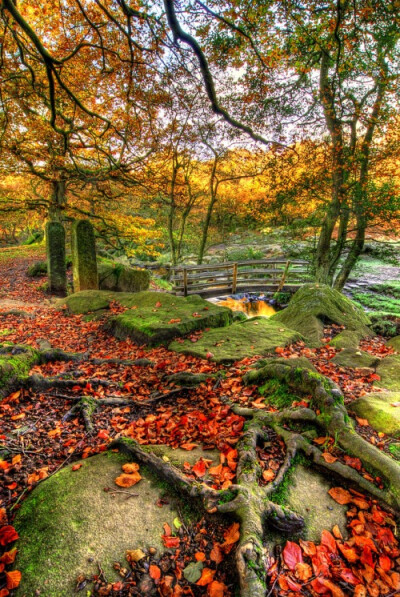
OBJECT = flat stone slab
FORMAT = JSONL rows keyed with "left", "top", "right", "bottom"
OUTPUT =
{"left": 285, "top": 465, "right": 348, "bottom": 542}
{"left": 14, "top": 452, "right": 180, "bottom": 596}
{"left": 169, "top": 318, "right": 302, "bottom": 363}
{"left": 351, "top": 391, "right": 400, "bottom": 437}
{"left": 375, "top": 354, "right": 400, "bottom": 390}
{"left": 109, "top": 291, "right": 232, "bottom": 346}
{"left": 331, "top": 348, "right": 380, "bottom": 369}
{"left": 57, "top": 290, "right": 142, "bottom": 314}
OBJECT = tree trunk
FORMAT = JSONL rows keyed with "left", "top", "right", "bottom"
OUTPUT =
{"left": 49, "top": 180, "right": 66, "bottom": 222}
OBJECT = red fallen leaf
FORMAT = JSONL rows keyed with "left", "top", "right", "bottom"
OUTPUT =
{"left": 286, "top": 577, "right": 302, "bottom": 592}
{"left": 344, "top": 455, "right": 362, "bottom": 471}
{"left": 354, "top": 586, "right": 367, "bottom": 597}
{"left": 222, "top": 522, "right": 240, "bottom": 548}
{"left": 0, "top": 526, "right": 19, "bottom": 546}
{"left": 196, "top": 568, "right": 215, "bottom": 586}
{"left": 192, "top": 459, "right": 207, "bottom": 478}
{"left": 155, "top": 301, "right": 162, "bottom": 308}
{"left": 337, "top": 542, "right": 359, "bottom": 563}
{"left": 6, "top": 482, "right": 17, "bottom": 490}
{"left": 328, "top": 487, "right": 352, "bottom": 505}
{"left": 208, "top": 580, "right": 228, "bottom": 597}
{"left": 0, "top": 548, "right": 17, "bottom": 564}
{"left": 339, "top": 567, "right": 362, "bottom": 585}
{"left": 195, "top": 552, "right": 206, "bottom": 561}
{"left": 299, "top": 539, "right": 316, "bottom": 557}
{"left": 377, "top": 526, "right": 396, "bottom": 548}
{"left": 319, "top": 578, "right": 345, "bottom": 597}
{"left": 356, "top": 417, "right": 369, "bottom": 426}
{"left": 379, "top": 555, "right": 392, "bottom": 571}
{"left": 369, "top": 373, "right": 380, "bottom": 381}
{"left": 97, "top": 429, "right": 109, "bottom": 440}
{"left": 282, "top": 541, "right": 303, "bottom": 570}
{"left": 321, "top": 530, "right": 337, "bottom": 554}
{"left": 163, "top": 522, "right": 172, "bottom": 536}
{"left": 149, "top": 564, "right": 161, "bottom": 581}
{"left": 294, "top": 562, "right": 312, "bottom": 581}
{"left": 206, "top": 351, "right": 214, "bottom": 360}
{"left": 5, "top": 570, "right": 21, "bottom": 590}
{"left": 0, "top": 589, "right": 9, "bottom": 597}
{"left": 180, "top": 443, "right": 198, "bottom": 451}
{"left": 275, "top": 346, "right": 285, "bottom": 354}
{"left": 72, "top": 463, "right": 83, "bottom": 471}
{"left": 162, "top": 536, "right": 180, "bottom": 549}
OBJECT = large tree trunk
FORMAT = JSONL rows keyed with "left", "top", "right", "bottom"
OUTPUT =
{"left": 48, "top": 180, "right": 66, "bottom": 222}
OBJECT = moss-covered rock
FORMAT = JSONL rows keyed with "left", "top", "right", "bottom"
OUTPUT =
{"left": 14, "top": 452, "right": 180, "bottom": 596}
{"left": 98, "top": 262, "right": 150, "bottom": 293}
{"left": 71, "top": 219, "right": 98, "bottom": 291}
{"left": 387, "top": 336, "right": 400, "bottom": 352}
{"left": 375, "top": 355, "right": 400, "bottom": 391}
{"left": 169, "top": 318, "right": 302, "bottom": 363}
{"left": 330, "top": 329, "right": 364, "bottom": 349}
{"left": 351, "top": 391, "right": 400, "bottom": 437}
{"left": 0, "top": 344, "right": 39, "bottom": 399}
{"left": 109, "top": 292, "right": 232, "bottom": 346}
{"left": 27, "top": 261, "right": 47, "bottom": 277}
{"left": 167, "top": 372, "right": 208, "bottom": 387}
{"left": 59, "top": 290, "right": 113, "bottom": 314}
{"left": 46, "top": 221, "right": 67, "bottom": 295}
{"left": 331, "top": 348, "right": 380, "bottom": 369}
{"left": 272, "top": 284, "right": 371, "bottom": 347}
{"left": 244, "top": 357, "right": 317, "bottom": 385}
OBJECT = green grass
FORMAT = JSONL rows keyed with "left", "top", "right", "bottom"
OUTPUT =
{"left": 352, "top": 291, "right": 400, "bottom": 316}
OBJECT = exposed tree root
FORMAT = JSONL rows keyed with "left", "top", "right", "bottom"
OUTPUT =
{"left": 27, "top": 374, "right": 112, "bottom": 392}
{"left": 62, "top": 396, "right": 134, "bottom": 432}
{"left": 110, "top": 361, "right": 400, "bottom": 597}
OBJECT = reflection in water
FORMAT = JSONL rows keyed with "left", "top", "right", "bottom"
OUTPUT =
{"left": 218, "top": 296, "right": 276, "bottom": 318}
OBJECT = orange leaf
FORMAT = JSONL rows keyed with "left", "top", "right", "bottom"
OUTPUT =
{"left": 328, "top": 487, "right": 352, "bottom": 505}
{"left": 122, "top": 463, "right": 140, "bottom": 473}
{"left": 97, "top": 429, "right": 109, "bottom": 440}
{"left": 5, "top": 570, "right": 21, "bottom": 590}
{"left": 196, "top": 568, "right": 215, "bottom": 586}
{"left": 0, "top": 548, "right": 17, "bottom": 564}
{"left": 210, "top": 543, "right": 224, "bottom": 564}
{"left": 0, "top": 526, "right": 19, "bottom": 546}
{"left": 195, "top": 552, "right": 206, "bottom": 561}
{"left": 294, "top": 562, "right": 312, "bottom": 581}
{"left": 222, "top": 522, "right": 240, "bottom": 547}
{"left": 114, "top": 472, "right": 141, "bottom": 487}
{"left": 208, "top": 580, "right": 228, "bottom": 597}
{"left": 11, "top": 455, "right": 21, "bottom": 465}
{"left": 192, "top": 459, "right": 207, "bottom": 478}
{"left": 72, "top": 464, "right": 82, "bottom": 471}
{"left": 149, "top": 564, "right": 161, "bottom": 581}
{"left": 262, "top": 469, "right": 275, "bottom": 482}
{"left": 322, "top": 452, "right": 337, "bottom": 463}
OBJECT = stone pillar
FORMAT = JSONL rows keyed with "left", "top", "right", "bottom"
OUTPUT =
{"left": 46, "top": 221, "right": 67, "bottom": 295}
{"left": 71, "top": 219, "right": 98, "bottom": 292}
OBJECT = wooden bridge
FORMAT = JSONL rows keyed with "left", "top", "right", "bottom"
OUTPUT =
{"left": 171, "top": 259, "right": 311, "bottom": 298}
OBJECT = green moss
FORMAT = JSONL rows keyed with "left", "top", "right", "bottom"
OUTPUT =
{"left": 258, "top": 378, "right": 297, "bottom": 409}
{"left": 351, "top": 391, "right": 400, "bottom": 436}
{"left": 331, "top": 348, "right": 380, "bottom": 369}
{"left": 98, "top": 261, "right": 150, "bottom": 293}
{"left": 170, "top": 318, "right": 302, "bottom": 363}
{"left": 330, "top": 329, "right": 365, "bottom": 349}
{"left": 71, "top": 219, "right": 98, "bottom": 292}
{"left": 110, "top": 291, "right": 232, "bottom": 347}
{"left": 0, "top": 345, "right": 40, "bottom": 399}
{"left": 269, "top": 453, "right": 309, "bottom": 505}
{"left": 46, "top": 221, "right": 67, "bottom": 294}
{"left": 389, "top": 443, "right": 400, "bottom": 461}
{"left": 272, "top": 284, "right": 371, "bottom": 347}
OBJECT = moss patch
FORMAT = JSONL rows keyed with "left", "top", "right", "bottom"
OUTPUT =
{"left": 0, "top": 344, "right": 39, "bottom": 399}
{"left": 386, "top": 336, "right": 400, "bottom": 352}
{"left": 272, "top": 284, "right": 371, "bottom": 347}
{"left": 351, "top": 391, "right": 400, "bottom": 437}
{"left": 352, "top": 291, "right": 400, "bottom": 317}
{"left": 98, "top": 262, "right": 150, "bottom": 293}
{"left": 330, "top": 329, "right": 364, "bottom": 349}
{"left": 331, "top": 348, "right": 380, "bottom": 369}
{"left": 14, "top": 452, "right": 180, "bottom": 596}
{"left": 375, "top": 355, "right": 400, "bottom": 391}
{"left": 169, "top": 318, "right": 302, "bottom": 363}
{"left": 109, "top": 292, "right": 232, "bottom": 346}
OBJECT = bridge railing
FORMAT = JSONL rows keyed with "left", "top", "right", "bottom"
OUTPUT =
{"left": 171, "top": 259, "right": 312, "bottom": 297}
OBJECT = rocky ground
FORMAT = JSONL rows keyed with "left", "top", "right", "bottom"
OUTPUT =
{"left": 1, "top": 245, "right": 400, "bottom": 597}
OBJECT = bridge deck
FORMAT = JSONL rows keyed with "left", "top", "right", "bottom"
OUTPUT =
{"left": 171, "top": 259, "right": 311, "bottom": 297}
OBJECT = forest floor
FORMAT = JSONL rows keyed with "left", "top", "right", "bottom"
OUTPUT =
{"left": 0, "top": 246, "right": 400, "bottom": 597}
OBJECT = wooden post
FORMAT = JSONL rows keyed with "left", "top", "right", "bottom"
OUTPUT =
{"left": 232, "top": 263, "right": 238, "bottom": 294}
{"left": 277, "top": 261, "right": 290, "bottom": 292}
{"left": 183, "top": 268, "right": 188, "bottom": 296}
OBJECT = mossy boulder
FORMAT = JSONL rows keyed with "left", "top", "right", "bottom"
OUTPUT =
{"left": 284, "top": 465, "right": 348, "bottom": 542}
{"left": 387, "top": 336, "right": 400, "bottom": 352}
{"left": 98, "top": 262, "right": 150, "bottom": 293}
{"left": 331, "top": 348, "right": 380, "bottom": 370}
{"left": 375, "top": 355, "right": 400, "bottom": 391}
{"left": 71, "top": 219, "right": 98, "bottom": 292}
{"left": 272, "top": 284, "right": 371, "bottom": 347}
{"left": 351, "top": 391, "right": 400, "bottom": 437}
{"left": 14, "top": 452, "right": 180, "bottom": 596}
{"left": 330, "top": 329, "right": 364, "bottom": 349}
{"left": 169, "top": 318, "right": 302, "bottom": 363}
{"left": 0, "top": 344, "right": 39, "bottom": 399}
{"left": 109, "top": 292, "right": 232, "bottom": 346}
{"left": 57, "top": 290, "right": 157, "bottom": 315}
